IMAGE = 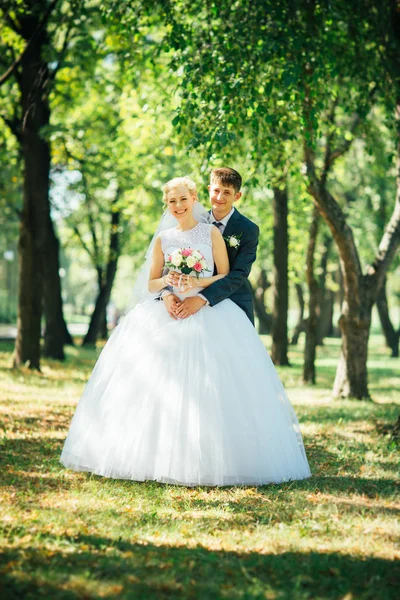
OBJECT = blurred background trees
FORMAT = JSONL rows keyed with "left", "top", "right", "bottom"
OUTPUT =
{"left": 0, "top": 0, "right": 398, "bottom": 400}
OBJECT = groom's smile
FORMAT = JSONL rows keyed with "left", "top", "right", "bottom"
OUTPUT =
{"left": 209, "top": 182, "right": 242, "bottom": 220}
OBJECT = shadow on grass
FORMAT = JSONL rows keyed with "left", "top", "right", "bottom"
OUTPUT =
{"left": 304, "top": 437, "right": 398, "bottom": 482}
{"left": 0, "top": 437, "right": 398, "bottom": 542}
{"left": 176, "top": 476, "right": 400, "bottom": 524}
{"left": 0, "top": 436, "right": 73, "bottom": 497}
{"left": 300, "top": 402, "right": 400, "bottom": 424}
{"left": 266, "top": 475, "right": 399, "bottom": 499}
{"left": 0, "top": 537, "right": 399, "bottom": 600}
{"left": 0, "top": 434, "right": 397, "bottom": 499}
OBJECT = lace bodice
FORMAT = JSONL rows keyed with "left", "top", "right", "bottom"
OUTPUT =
{"left": 160, "top": 222, "right": 214, "bottom": 298}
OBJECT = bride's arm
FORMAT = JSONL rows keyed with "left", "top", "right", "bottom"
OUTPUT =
{"left": 148, "top": 237, "right": 174, "bottom": 293}
{"left": 199, "top": 226, "right": 230, "bottom": 287}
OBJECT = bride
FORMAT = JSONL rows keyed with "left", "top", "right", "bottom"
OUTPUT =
{"left": 60, "top": 176, "right": 311, "bottom": 486}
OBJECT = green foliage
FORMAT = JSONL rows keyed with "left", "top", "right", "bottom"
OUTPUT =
{"left": 330, "top": 107, "right": 399, "bottom": 271}
{"left": 0, "top": 126, "right": 20, "bottom": 322}
{"left": 0, "top": 0, "right": 399, "bottom": 320}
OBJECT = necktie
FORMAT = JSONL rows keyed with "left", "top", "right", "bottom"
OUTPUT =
{"left": 213, "top": 221, "right": 223, "bottom": 229}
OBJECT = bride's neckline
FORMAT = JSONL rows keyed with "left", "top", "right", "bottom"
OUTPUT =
{"left": 175, "top": 221, "right": 200, "bottom": 233}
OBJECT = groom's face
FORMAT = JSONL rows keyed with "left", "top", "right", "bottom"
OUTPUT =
{"left": 209, "top": 180, "right": 242, "bottom": 219}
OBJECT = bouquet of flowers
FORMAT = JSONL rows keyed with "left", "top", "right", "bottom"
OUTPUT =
{"left": 165, "top": 248, "right": 210, "bottom": 279}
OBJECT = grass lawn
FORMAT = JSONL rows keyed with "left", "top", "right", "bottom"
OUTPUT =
{"left": 0, "top": 335, "right": 399, "bottom": 599}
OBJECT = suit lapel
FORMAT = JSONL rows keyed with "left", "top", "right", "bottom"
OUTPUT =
{"left": 211, "top": 208, "right": 242, "bottom": 273}
{"left": 222, "top": 208, "right": 242, "bottom": 239}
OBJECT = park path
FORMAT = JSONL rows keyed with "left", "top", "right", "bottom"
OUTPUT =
{"left": 0, "top": 323, "right": 88, "bottom": 341}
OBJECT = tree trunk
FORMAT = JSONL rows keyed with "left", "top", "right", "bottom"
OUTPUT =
{"left": 83, "top": 284, "right": 109, "bottom": 346}
{"left": 43, "top": 220, "right": 71, "bottom": 359}
{"left": 63, "top": 316, "right": 74, "bottom": 346}
{"left": 83, "top": 205, "right": 120, "bottom": 346}
{"left": 329, "top": 131, "right": 400, "bottom": 398}
{"left": 303, "top": 206, "right": 320, "bottom": 384}
{"left": 100, "top": 310, "right": 108, "bottom": 340}
{"left": 316, "top": 233, "right": 333, "bottom": 344}
{"left": 304, "top": 117, "right": 400, "bottom": 398}
{"left": 271, "top": 185, "right": 290, "bottom": 365}
{"left": 317, "top": 290, "right": 334, "bottom": 342}
{"left": 338, "top": 259, "right": 344, "bottom": 310}
{"left": 290, "top": 282, "right": 306, "bottom": 345}
{"left": 251, "top": 269, "right": 272, "bottom": 334}
{"left": 332, "top": 309, "right": 372, "bottom": 399}
{"left": 376, "top": 276, "right": 399, "bottom": 357}
{"left": 392, "top": 415, "right": 400, "bottom": 440}
{"left": 14, "top": 17, "right": 51, "bottom": 370}
{"left": 301, "top": 3, "right": 400, "bottom": 398}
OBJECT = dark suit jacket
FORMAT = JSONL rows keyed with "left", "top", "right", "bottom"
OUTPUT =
{"left": 202, "top": 208, "right": 259, "bottom": 324}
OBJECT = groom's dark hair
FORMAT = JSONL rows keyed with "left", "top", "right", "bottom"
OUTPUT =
{"left": 210, "top": 167, "right": 242, "bottom": 193}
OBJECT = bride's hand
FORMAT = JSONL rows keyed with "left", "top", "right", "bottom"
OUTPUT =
{"left": 164, "top": 271, "right": 197, "bottom": 292}
{"left": 175, "top": 275, "right": 199, "bottom": 293}
{"left": 163, "top": 271, "right": 179, "bottom": 287}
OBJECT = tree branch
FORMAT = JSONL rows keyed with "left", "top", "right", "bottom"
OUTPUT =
{"left": 0, "top": 0, "right": 59, "bottom": 88}
{"left": 322, "top": 112, "right": 361, "bottom": 178}
{"left": 304, "top": 121, "right": 364, "bottom": 313}
{"left": 3, "top": 11, "right": 22, "bottom": 35}
{"left": 46, "top": 19, "right": 75, "bottom": 91}
{"left": 62, "top": 141, "right": 102, "bottom": 266}
{"left": 0, "top": 112, "right": 22, "bottom": 143}
{"left": 321, "top": 95, "right": 340, "bottom": 183}
{"left": 306, "top": 205, "right": 320, "bottom": 290}
{"left": 3, "top": 43, "right": 23, "bottom": 85}
{"left": 0, "top": 50, "right": 25, "bottom": 88}
{"left": 322, "top": 85, "right": 378, "bottom": 181}
{"left": 366, "top": 156, "right": 400, "bottom": 293}
{"left": 72, "top": 224, "right": 93, "bottom": 261}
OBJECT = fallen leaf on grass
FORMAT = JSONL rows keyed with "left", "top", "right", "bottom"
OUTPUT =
{"left": 98, "top": 584, "right": 124, "bottom": 597}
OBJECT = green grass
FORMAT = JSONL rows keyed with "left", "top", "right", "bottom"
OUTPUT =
{"left": 0, "top": 335, "right": 399, "bottom": 599}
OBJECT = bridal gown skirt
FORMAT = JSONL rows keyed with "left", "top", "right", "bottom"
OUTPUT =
{"left": 61, "top": 299, "right": 311, "bottom": 486}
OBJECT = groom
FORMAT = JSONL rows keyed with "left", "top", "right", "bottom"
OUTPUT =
{"left": 163, "top": 167, "right": 260, "bottom": 324}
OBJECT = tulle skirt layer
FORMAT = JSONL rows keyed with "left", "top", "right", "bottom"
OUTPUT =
{"left": 60, "top": 299, "right": 311, "bottom": 486}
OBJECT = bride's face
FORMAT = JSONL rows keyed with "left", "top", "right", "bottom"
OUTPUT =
{"left": 166, "top": 185, "right": 196, "bottom": 220}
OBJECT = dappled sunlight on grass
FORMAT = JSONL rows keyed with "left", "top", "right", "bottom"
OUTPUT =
{"left": 0, "top": 336, "right": 399, "bottom": 598}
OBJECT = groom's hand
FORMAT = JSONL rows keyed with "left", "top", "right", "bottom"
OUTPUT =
{"left": 163, "top": 293, "right": 180, "bottom": 320}
{"left": 175, "top": 296, "right": 206, "bottom": 319}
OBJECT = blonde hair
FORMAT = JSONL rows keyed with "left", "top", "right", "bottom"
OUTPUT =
{"left": 162, "top": 176, "right": 197, "bottom": 203}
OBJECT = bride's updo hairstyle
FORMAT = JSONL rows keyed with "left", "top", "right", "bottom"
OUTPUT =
{"left": 162, "top": 176, "right": 197, "bottom": 204}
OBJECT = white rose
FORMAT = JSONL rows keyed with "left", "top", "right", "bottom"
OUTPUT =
{"left": 172, "top": 253, "right": 182, "bottom": 267}
{"left": 229, "top": 236, "right": 239, "bottom": 248}
{"left": 186, "top": 256, "right": 197, "bottom": 268}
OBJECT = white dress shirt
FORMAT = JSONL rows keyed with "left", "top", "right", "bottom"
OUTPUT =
{"left": 211, "top": 207, "right": 235, "bottom": 235}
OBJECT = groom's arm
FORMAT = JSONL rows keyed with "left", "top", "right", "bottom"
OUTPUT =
{"left": 200, "top": 223, "right": 259, "bottom": 306}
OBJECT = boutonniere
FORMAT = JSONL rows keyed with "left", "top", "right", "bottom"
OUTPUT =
{"left": 223, "top": 233, "right": 243, "bottom": 249}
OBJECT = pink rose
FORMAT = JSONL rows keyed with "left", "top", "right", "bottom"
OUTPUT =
{"left": 167, "top": 255, "right": 172, "bottom": 261}
{"left": 194, "top": 262, "right": 202, "bottom": 272}
{"left": 182, "top": 248, "right": 192, "bottom": 257}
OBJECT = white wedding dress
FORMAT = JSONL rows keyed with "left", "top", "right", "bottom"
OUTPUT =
{"left": 61, "top": 222, "right": 311, "bottom": 486}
